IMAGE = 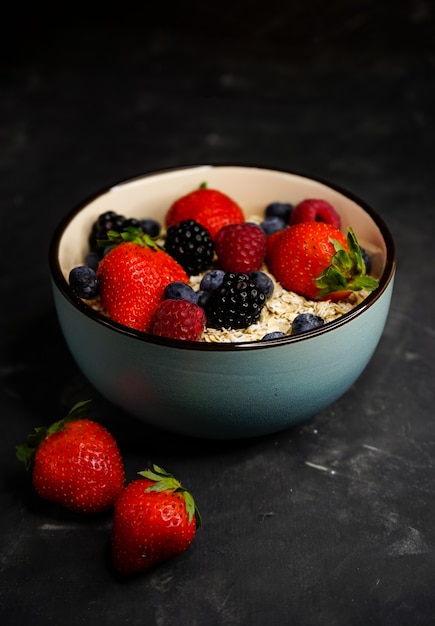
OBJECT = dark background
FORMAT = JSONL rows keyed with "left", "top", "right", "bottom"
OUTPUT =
{"left": 2, "top": 2, "right": 435, "bottom": 625}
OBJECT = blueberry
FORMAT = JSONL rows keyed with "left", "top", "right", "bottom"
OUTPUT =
{"left": 265, "top": 201, "right": 293, "bottom": 223}
{"left": 249, "top": 270, "right": 274, "bottom": 298}
{"left": 103, "top": 244, "right": 116, "bottom": 257}
{"left": 163, "top": 281, "right": 198, "bottom": 303}
{"left": 360, "top": 246, "right": 372, "bottom": 274}
{"left": 196, "top": 289, "right": 211, "bottom": 309}
{"left": 260, "top": 216, "right": 287, "bottom": 235}
{"left": 84, "top": 251, "right": 101, "bottom": 271}
{"left": 261, "top": 331, "right": 288, "bottom": 341}
{"left": 69, "top": 266, "right": 100, "bottom": 299}
{"left": 199, "top": 269, "right": 225, "bottom": 292}
{"left": 291, "top": 313, "right": 325, "bottom": 335}
{"left": 140, "top": 218, "right": 161, "bottom": 238}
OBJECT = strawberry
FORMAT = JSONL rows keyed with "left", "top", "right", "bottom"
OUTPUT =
{"left": 214, "top": 222, "right": 267, "bottom": 273}
{"left": 96, "top": 228, "right": 188, "bottom": 332}
{"left": 16, "top": 401, "right": 125, "bottom": 514}
{"left": 165, "top": 184, "right": 245, "bottom": 238}
{"left": 267, "top": 222, "right": 379, "bottom": 301}
{"left": 151, "top": 299, "right": 206, "bottom": 341}
{"left": 111, "top": 465, "right": 201, "bottom": 576}
{"left": 290, "top": 198, "right": 341, "bottom": 230}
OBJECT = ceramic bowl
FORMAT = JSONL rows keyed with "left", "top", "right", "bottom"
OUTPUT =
{"left": 49, "top": 165, "right": 395, "bottom": 439}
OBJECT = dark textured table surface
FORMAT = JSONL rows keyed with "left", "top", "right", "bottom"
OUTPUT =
{"left": 2, "top": 3, "right": 435, "bottom": 625}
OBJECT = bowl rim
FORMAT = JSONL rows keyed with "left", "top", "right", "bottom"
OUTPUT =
{"left": 49, "top": 163, "right": 396, "bottom": 352}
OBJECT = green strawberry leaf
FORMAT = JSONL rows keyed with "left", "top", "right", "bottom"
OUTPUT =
{"left": 98, "top": 227, "right": 161, "bottom": 251}
{"left": 315, "top": 227, "right": 379, "bottom": 298}
{"left": 138, "top": 464, "right": 202, "bottom": 527}
{"left": 15, "top": 400, "right": 91, "bottom": 470}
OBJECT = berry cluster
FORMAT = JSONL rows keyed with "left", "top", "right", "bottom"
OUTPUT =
{"left": 68, "top": 188, "right": 378, "bottom": 342}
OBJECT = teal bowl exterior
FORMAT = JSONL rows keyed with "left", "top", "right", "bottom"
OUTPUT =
{"left": 51, "top": 277, "right": 394, "bottom": 438}
{"left": 49, "top": 165, "right": 396, "bottom": 439}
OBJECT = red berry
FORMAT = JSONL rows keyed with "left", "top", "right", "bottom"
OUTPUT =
{"left": 111, "top": 465, "right": 201, "bottom": 576}
{"left": 267, "top": 222, "right": 350, "bottom": 300}
{"left": 290, "top": 198, "right": 341, "bottom": 230}
{"left": 165, "top": 187, "right": 245, "bottom": 238}
{"left": 214, "top": 222, "right": 267, "bottom": 273}
{"left": 97, "top": 231, "right": 188, "bottom": 332}
{"left": 267, "top": 222, "right": 379, "bottom": 301}
{"left": 16, "top": 401, "right": 125, "bottom": 514}
{"left": 151, "top": 299, "right": 206, "bottom": 341}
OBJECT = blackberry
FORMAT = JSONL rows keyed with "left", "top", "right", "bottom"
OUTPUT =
{"left": 89, "top": 211, "right": 126, "bottom": 253}
{"left": 122, "top": 217, "right": 142, "bottom": 230}
{"left": 204, "top": 272, "right": 266, "bottom": 330}
{"left": 165, "top": 219, "right": 214, "bottom": 276}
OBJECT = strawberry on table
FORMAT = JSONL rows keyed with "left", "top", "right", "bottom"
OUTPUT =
{"left": 16, "top": 401, "right": 125, "bottom": 514}
{"left": 111, "top": 465, "right": 201, "bottom": 576}
{"left": 165, "top": 183, "right": 245, "bottom": 238}
{"left": 96, "top": 228, "right": 188, "bottom": 332}
{"left": 267, "top": 222, "right": 379, "bottom": 301}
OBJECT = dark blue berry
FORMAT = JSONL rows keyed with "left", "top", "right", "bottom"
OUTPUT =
{"left": 69, "top": 266, "right": 100, "bottom": 299}
{"left": 260, "top": 216, "right": 287, "bottom": 235}
{"left": 261, "top": 331, "right": 288, "bottom": 341}
{"left": 139, "top": 218, "right": 161, "bottom": 238}
{"left": 265, "top": 201, "right": 293, "bottom": 223}
{"left": 163, "top": 281, "right": 198, "bottom": 303}
{"left": 360, "top": 247, "right": 372, "bottom": 274}
{"left": 199, "top": 269, "right": 225, "bottom": 292}
{"left": 196, "top": 289, "right": 212, "bottom": 309}
{"left": 249, "top": 270, "right": 274, "bottom": 298}
{"left": 103, "top": 244, "right": 116, "bottom": 257}
{"left": 84, "top": 251, "right": 100, "bottom": 271}
{"left": 291, "top": 313, "right": 325, "bottom": 335}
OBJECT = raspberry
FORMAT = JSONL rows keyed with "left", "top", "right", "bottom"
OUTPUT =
{"left": 150, "top": 299, "right": 206, "bottom": 341}
{"left": 204, "top": 272, "right": 266, "bottom": 330}
{"left": 214, "top": 223, "right": 267, "bottom": 274}
{"left": 290, "top": 199, "right": 341, "bottom": 230}
{"left": 164, "top": 219, "right": 214, "bottom": 276}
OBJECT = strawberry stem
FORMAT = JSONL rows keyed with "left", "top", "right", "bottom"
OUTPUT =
{"left": 315, "top": 227, "right": 379, "bottom": 298}
{"left": 138, "top": 464, "right": 202, "bottom": 528}
{"left": 98, "top": 227, "right": 161, "bottom": 251}
{"left": 15, "top": 400, "right": 91, "bottom": 470}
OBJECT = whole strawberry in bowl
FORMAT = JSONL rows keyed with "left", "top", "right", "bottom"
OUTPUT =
{"left": 49, "top": 165, "right": 395, "bottom": 438}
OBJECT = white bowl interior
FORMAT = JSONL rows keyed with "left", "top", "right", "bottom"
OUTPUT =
{"left": 58, "top": 165, "right": 387, "bottom": 282}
